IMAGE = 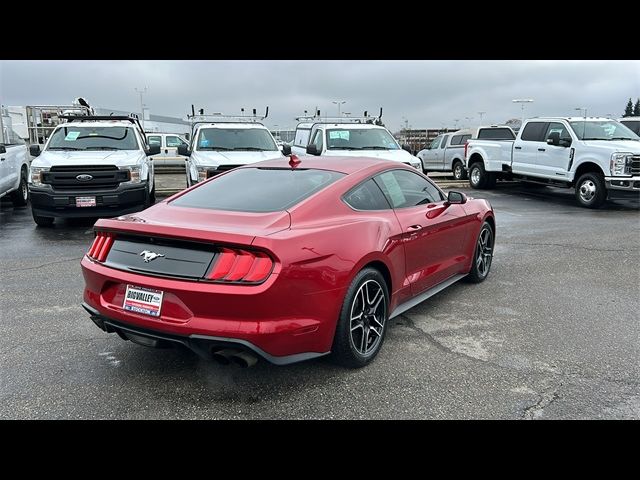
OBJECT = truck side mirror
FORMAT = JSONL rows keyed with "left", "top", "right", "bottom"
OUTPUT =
{"left": 546, "top": 132, "right": 560, "bottom": 146}
{"left": 29, "top": 144, "right": 41, "bottom": 156}
{"left": 559, "top": 137, "right": 572, "bottom": 147}
{"left": 282, "top": 144, "right": 291, "bottom": 155}
{"left": 306, "top": 144, "right": 320, "bottom": 155}
{"left": 177, "top": 144, "right": 191, "bottom": 156}
{"left": 147, "top": 145, "right": 161, "bottom": 156}
{"left": 402, "top": 144, "right": 412, "bottom": 153}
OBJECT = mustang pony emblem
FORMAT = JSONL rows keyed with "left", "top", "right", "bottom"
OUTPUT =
{"left": 139, "top": 250, "right": 165, "bottom": 263}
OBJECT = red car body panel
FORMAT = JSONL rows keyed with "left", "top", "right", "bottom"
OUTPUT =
{"left": 81, "top": 156, "right": 494, "bottom": 364}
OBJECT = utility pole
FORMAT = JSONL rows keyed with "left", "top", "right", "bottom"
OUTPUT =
{"left": 478, "top": 111, "right": 486, "bottom": 123}
{"left": 332, "top": 100, "right": 346, "bottom": 117}
{"left": 512, "top": 98, "right": 534, "bottom": 125}
{"left": 135, "top": 87, "right": 148, "bottom": 130}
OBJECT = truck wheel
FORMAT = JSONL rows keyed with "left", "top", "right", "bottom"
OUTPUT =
{"left": 469, "top": 162, "right": 494, "bottom": 189}
{"left": 575, "top": 172, "right": 606, "bottom": 208}
{"left": 452, "top": 161, "right": 468, "bottom": 180}
{"left": 10, "top": 169, "right": 29, "bottom": 207}
{"left": 33, "top": 213, "right": 54, "bottom": 227}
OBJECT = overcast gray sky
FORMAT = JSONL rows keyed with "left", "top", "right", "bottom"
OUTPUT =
{"left": 1, "top": 60, "right": 639, "bottom": 131}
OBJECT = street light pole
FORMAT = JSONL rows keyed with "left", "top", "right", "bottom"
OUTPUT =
{"left": 478, "top": 111, "right": 486, "bottom": 123}
{"left": 512, "top": 98, "right": 534, "bottom": 125}
{"left": 332, "top": 100, "right": 346, "bottom": 117}
{"left": 135, "top": 87, "right": 148, "bottom": 130}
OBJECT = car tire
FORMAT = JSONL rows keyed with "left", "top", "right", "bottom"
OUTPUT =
{"left": 331, "top": 267, "right": 389, "bottom": 368}
{"left": 33, "top": 213, "right": 54, "bottom": 227}
{"left": 452, "top": 160, "right": 468, "bottom": 180}
{"left": 10, "top": 168, "right": 29, "bottom": 207}
{"left": 575, "top": 172, "right": 606, "bottom": 209}
{"left": 469, "top": 162, "right": 494, "bottom": 189}
{"left": 465, "top": 221, "right": 494, "bottom": 283}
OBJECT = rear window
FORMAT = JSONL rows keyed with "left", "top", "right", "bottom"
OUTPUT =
{"left": 477, "top": 128, "right": 516, "bottom": 140}
{"left": 172, "top": 168, "right": 345, "bottom": 213}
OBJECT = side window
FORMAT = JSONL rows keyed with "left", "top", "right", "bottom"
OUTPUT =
{"left": 544, "top": 122, "right": 570, "bottom": 141}
{"left": 429, "top": 136, "right": 442, "bottom": 149}
{"left": 343, "top": 179, "right": 391, "bottom": 211}
{"left": 460, "top": 134, "right": 471, "bottom": 143}
{"left": 311, "top": 130, "right": 323, "bottom": 151}
{"left": 440, "top": 135, "right": 449, "bottom": 149}
{"left": 375, "top": 169, "right": 444, "bottom": 209}
{"left": 147, "top": 135, "right": 161, "bottom": 146}
{"left": 294, "top": 129, "right": 311, "bottom": 147}
{"left": 520, "top": 122, "right": 548, "bottom": 142}
{"left": 450, "top": 135, "right": 462, "bottom": 146}
{"left": 165, "top": 135, "right": 183, "bottom": 147}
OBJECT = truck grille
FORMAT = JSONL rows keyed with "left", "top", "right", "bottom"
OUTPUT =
{"left": 43, "top": 165, "right": 129, "bottom": 191}
{"left": 206, "top": 165, "right": 242, "bottom": 178}
{"left": 630, "top": 156, "right": 640, "bottom": 176}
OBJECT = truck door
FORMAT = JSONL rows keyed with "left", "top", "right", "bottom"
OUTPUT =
{"left": 0, "top": 143, "right": 10, "bottom": 195}
{"left": 536, "top": 122, "right": 573, "bottom": 180}
{"left": 512, "top": 121, "right": 548, "bottom": 176}
{"left": 422, "top": 135, "right": 443, "bottom": 170}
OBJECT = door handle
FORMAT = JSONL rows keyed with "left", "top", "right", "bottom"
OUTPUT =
{"left": 407, "top": 225, "right": 422, "bottom": 232}
{"left": 514, "top": 146, "right": 522, "bottom": 150}
{"left": 0, "top": 157, "right": 5, "bottom": 161}
{"left": 538, "top": 148, "right": 546, "bottom": 152}
{"left": 165, "top": 149, "right": 168, "bottom": 154}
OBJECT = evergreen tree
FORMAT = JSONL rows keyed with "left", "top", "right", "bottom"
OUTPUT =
{"left": 623, "top": 98, "right": 634, "bottom": 117}
{"left": 634, "top": 99, "right": 640, "bottom": 116}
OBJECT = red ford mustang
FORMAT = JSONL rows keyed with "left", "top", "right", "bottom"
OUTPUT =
{"left": 81, "top": 156, "right": 495, "bottom": 368}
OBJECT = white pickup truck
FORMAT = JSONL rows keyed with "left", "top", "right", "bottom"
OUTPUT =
{"left": 465, "top": 117, "right": 640, "bottom": 208}
{"left": 290, "top": 110, "right": 422, "bottom": 170}
{"left": 418, "top": 126, "right": 515, "bottom": 180}
{"left": 0, "top": 122, "right": 30, "bottom": 208}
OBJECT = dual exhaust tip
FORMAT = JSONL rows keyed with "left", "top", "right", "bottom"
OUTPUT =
{"left": 211, "top": 348, "right": 258, "bottom": 368}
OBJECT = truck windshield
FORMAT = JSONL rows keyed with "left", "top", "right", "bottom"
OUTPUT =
{"left": 47, "top": 126, "right": 139, "bottom": 151}
{"left": 326, "top": 128, "right": 400, "bottom": 150}
{"left": 569, "top": 121, "right": 639, "bottom": 141}
{"left": 196, "top": 128, "right": 278, "bottom": 151}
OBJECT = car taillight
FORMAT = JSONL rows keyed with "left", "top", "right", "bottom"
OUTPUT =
{"left": 464, "top": 141, "right": 469, "bottom": 159}
{"left": 206, "top": 247, "right": 274, "bottom": 284}
{"left": 87, "top": 231, "right": 115, "bottom": 262}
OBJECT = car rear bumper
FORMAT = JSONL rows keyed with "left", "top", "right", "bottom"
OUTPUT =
{"left": 81, "top": 256, "right": 340, "bottom": 363}
{"left": 82, "top": 303, "right": 327, "bottom": 365}
{"left": 29, "top": 183, "right": 147, "bottom": 218}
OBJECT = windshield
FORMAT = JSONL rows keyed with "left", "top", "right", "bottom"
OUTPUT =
{"left": 47, "top": 126, "right": 139, "bottom": 151}
{"left": 196, "top": 128, "right": 278, "bottom": 151}
{"left": 171, "top": 167, "right": 345, "bottom": 213}
{"left": 326, "top": 128, "right": 400, "bottom": 150}
{"left": 569, "top": 121, "right": 639, "bottom": 141}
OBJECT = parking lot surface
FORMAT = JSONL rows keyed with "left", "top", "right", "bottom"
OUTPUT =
{"left": 1, "top": 184, "right": 638, "bottom": 419}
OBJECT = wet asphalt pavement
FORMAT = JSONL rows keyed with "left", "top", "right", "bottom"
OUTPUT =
{"left": 1, "top": 184, "right": 638, "bottom": 419}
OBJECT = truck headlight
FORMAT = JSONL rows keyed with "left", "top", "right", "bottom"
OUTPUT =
{"left": 29, "top": 166, "right": 49, "bottom": 186}
{"left": 196, "top": 166, "right": 210, "bottom": 183}
{"left": 610, "top": 153, "right": 633, "bottom": 176}
{"left": 411, "top": 161, "right": 422, "bottom": 170}
{"left": 122, "top": 165, "right": 142, "bottom": 184}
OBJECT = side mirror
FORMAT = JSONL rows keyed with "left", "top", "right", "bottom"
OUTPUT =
{"left": 402, "top": 144, "right": 412, "bottom": 153}
{"left": 177, "top": 144, "right": 191, "bottom": 156}
{"left": 306, "top": 144, "right": 320, "bottom": 155}
{"left": 282, "top": 144, "right": 291, "bottom": 155}
{"left": 546, "top": 132, "right": 560, "bottom": 146}
{"left": 147, "top": 145, "right": 161, "bottom": 156}
{"left": 447, "top": 191, "right": 467, "bottom": 204}
{"left": 559, "top": 137, "right": 572, "bottom": 147}
{"left": 29, "top": 144, "right": 41, "bottom": 156}
{"left": 0, "top": 145, "right": 6, "bottom": 154}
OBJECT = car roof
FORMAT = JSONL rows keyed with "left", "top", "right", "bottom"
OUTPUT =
{"left": 526, "top": 117, "right": 614, "bottom": 122}
{"left": 240, "top": 155, "right": 410, "bottom": 175}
